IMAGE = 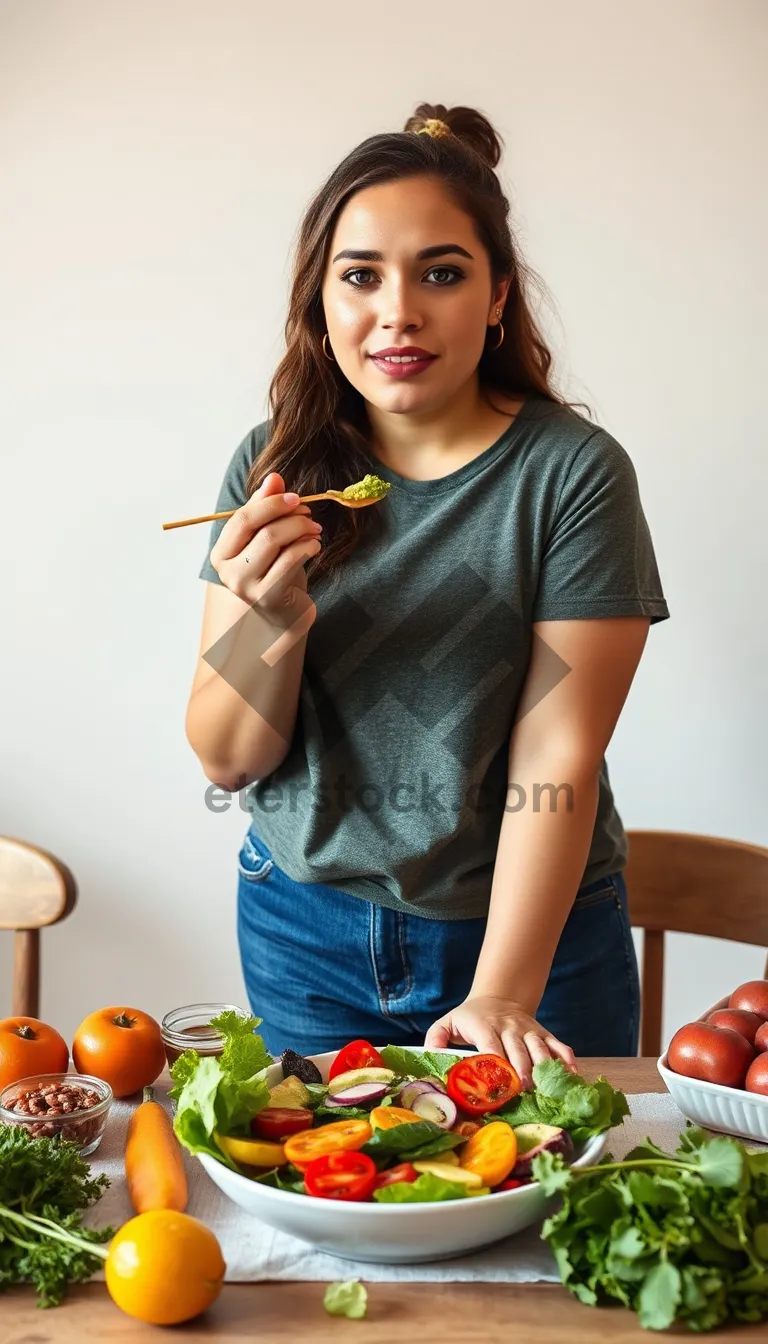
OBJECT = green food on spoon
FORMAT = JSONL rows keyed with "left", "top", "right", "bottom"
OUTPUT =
{"left": 340, "top": 474, "right": 390, "bottom": 500}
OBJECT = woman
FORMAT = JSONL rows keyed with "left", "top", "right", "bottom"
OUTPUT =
{"left": 186, "top": 102, "right": 669, "bottom": 1086}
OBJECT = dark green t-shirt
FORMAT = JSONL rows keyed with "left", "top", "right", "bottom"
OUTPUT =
{"left": 199, "top": 395, "right": 669, "bottom": 918}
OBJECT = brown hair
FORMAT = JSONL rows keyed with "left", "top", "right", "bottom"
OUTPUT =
{"left": 247, "top": 100, "right": 581, "bottom": 590}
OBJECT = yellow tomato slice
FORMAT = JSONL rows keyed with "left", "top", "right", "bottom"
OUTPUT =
{"left": 369, "top": 1106, "right": 423, "bottom": 1131}
{"left": 283, "top": 1118, "right": 372, "bottom": 1171}
{"left": 215, "top": 1134, "right": 286, "bottom": 1167}
{"left": 459, "top": 1121, "right": 517, "bottom": 1187}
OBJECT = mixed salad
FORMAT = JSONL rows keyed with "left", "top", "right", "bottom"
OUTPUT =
{"left": 170, "top": 1014, "right": 629, "bottom": 1203}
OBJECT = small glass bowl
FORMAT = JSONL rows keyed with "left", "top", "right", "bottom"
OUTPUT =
{"left": 0, "top": 1072, "right": 113, "bottom": 1156}
{"left": 161, "top": 1002, "right": 249, "bottom": 1067}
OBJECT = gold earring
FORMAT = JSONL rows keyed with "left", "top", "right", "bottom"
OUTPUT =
{"left": 488, "top": 307, "right": 504, "bottom": 351}
{"left": 322, "top": 333, "right": 335, "bottom": 362}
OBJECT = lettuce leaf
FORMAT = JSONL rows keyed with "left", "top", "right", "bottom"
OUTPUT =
{"left": 323, "top": 1280, "right": 368, "bottom": 1318}
{"left": 174, "top": 1054, "right": 221, "bottom": 1134}
{"left": 373, "top": 1171, "right": 470, "bottom": 1203}
{"left": 492, "top": 1058, "right": 628, "bottom": 1141}
{"left": 379, "top": 1046, "right": 461, "bottom": 1080}
{"left": 171, "top": 1013, "right": 272, "bottom": 1162}
{"left": 215, "top": 1070, "right": 271, "bottom": 1134}
{"left": 173, "top": 1102, "right": 237, "bottom": 1169}
{"left": 167, "top": 1048, "right": 200, "bottom": 1101}
{"left": 211, "top": 1010, "right": 272, "bottom": 1079}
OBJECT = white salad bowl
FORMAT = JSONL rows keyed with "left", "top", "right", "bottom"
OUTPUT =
{"left": 197, "top": 1047, "right": 609, "bottom": 1264}
{"left": 658, "top": 1049, "right": 768, "bottom": 1144}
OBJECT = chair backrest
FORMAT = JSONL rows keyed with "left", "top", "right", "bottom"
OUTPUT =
{"left": 624, "top": 829, "right": 768, "bottom": 1057}
{"left": 0, "top": 837, "right": 77, "bottom": 1017}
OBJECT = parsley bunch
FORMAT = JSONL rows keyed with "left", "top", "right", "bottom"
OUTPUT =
{"left": 0, "top": 1125, "right": 112, "bottom": 1307}
{"left": 536, "top": 1124, "right": 768, "bottom": 1332}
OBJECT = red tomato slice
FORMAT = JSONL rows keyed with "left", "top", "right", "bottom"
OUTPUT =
{"left": 446, "top": 1054, "right": 521, "bottom": 1115}
{"left": 373, "top": 1162, "right": 418, "bottom": 1190}
{"left": 328, "top": 1038, "right": 386, "bottom": 1081}
{"left": 250, "top": 1107, "right": 313, "bottom": 1140}
{"left": 304, "top": 1151, "right": 378, "bottom": 1201}
{"left": 496, "top": 1178, "right": 527, "bottom": 1191}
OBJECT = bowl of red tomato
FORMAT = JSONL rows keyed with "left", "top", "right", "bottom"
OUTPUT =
{"left": 196, "top": 1044, "right": 608, "bottom": 1264}
{"left": 658, "top": 979, "right": 768, "bottom": 1144}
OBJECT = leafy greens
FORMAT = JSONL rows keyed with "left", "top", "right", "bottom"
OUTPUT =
{"left": 0, "top": 1126, "right": 112, "bottom": 1307}
{"left": 379, "top": 1045, "right": 461, "bottom": 1080}
{"left": 362, "top": 1119, "right": 466, "bottom": 1166}
{"left": 492, "top": 1057, "right": 629, "bottom": 1142}
{"left": 536, "top": 1123, "right": 768, "bottom": 1332}
{"left": 171, "top": 1011, "right": 272, "bottom": 1168}
{"left": 373, "top": 1171, "right": 472, "bottom": 1204}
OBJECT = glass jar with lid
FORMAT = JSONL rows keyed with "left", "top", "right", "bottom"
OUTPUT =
{"left": 161, "top": 1002, "right": 249, "bottom": 1067}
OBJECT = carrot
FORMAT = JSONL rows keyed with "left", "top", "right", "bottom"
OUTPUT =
{"left": 125, "top": 1085, "right": 188, "bottom": 1214}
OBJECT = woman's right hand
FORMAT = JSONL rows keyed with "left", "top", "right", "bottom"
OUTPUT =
{"left": 209, "top": 472, "right": 323, "bottom": 628}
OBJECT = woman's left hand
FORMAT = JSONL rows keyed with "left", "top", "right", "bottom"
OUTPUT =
{"left": 423, "top": 995, "right": 578, "bottom": 1091}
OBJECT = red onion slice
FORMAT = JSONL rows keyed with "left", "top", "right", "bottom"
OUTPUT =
{"left": 399, "top": 1077, "right": 448, "bottom": 1109}
{"left": 410, "top": 1090, "right": 458, "bottom": 1129}
{"left": 323, "top": 1082, "right": 388, "bottom": 1106}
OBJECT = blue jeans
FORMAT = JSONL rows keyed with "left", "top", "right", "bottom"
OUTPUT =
{"left": 236, "top": 822, "right": 640, "bottom": 1060}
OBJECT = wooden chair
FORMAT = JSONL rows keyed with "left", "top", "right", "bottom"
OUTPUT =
{"left": 624, "top": 829, "right": 768, "bottom": 1057}
{"left": 0, "top": 837, "right": 77, "bottom": 1018}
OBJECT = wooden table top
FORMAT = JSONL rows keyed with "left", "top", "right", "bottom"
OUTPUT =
{"left": 0, "top": 1057, "right": 757, "bottom": 1342}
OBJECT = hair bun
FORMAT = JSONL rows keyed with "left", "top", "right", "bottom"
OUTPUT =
{"left": 403, "top": 102, "right": 503, "bottom": 169}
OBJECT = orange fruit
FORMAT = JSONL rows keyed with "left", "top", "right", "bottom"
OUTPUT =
{"left": 105, "top": 1210, "right": 226, "bottom": 1325}
{"left": 72, "top": 1006, "right": 165, "bottom": 1098}
{"left": 0, "top": 1017, "right": 69, "bottom": 1091}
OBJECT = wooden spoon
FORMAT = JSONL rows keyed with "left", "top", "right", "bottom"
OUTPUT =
{"left": 162, "top": 489, "right": 387, "bottom": 531}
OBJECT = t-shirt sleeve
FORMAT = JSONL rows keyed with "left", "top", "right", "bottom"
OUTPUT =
{"left": 198, "top": 422, "right": 270, "bottom": 584}
{"left": 532, "top": 428, "right": 670, "bottom": 625}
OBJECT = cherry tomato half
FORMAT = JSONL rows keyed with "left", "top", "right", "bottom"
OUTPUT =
{"left": 282, "top": 1118, "right": 372, "bottom": 1172}
{"left": 446, "top": 1054, "right": 521, "bottom": 1115}
{"left": 328, "top": 1038, "right": 386, "bottom": 1081}
{"left": 304, "top": 1151, "right": 378, "bottom": 1201}
{"left": 496, "top": 1178, "right": 527, "bottom": 1192}
{"left": 250, "top": 1107, "right": 314, "bottom": 1140}
{"left": 369, "top": 1106, "right": 422, "bottom": 1131}
{"left": 373, "top": 1162, "right": 418, "bottom": 1190}
{"left": 459, "top": 1120, "right": 518, "bottom": 1187}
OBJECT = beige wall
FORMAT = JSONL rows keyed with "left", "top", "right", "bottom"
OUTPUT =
{"left": 1, "top": 0, "right": 766, "bottom": 1045}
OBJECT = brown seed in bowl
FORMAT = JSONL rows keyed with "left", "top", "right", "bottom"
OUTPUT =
{"left": 3, "top": 1081, "right": 106, "bottom": 1147}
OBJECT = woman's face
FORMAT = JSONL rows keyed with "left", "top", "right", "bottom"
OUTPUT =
{"left": 321, "top": 176, "right": 509, "bottom": 415}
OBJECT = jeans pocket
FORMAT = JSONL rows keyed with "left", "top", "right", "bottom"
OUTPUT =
{"left": 573, "top": 875, "right": 618, "bottom": 909}
{"left": 238, "top": 830, "right": 275, "bottom": 883}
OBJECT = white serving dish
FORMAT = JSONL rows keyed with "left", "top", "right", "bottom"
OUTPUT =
{"left": 197, "top": 1047, "right": 608, "bottom": 1264}
{"left": 658, "top": 1050, "right": 768, "bottom": 1144}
